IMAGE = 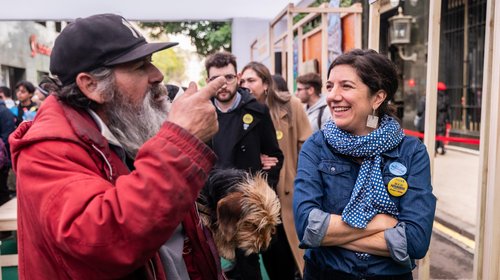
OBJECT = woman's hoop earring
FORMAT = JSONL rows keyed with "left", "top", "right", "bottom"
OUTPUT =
{"left": 366, "top": 108, "right": 379, "bottom": 129}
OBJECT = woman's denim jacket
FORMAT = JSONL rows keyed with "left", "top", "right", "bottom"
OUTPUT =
{"left": 293, "top": 131, "right": 436, "bottom": 277}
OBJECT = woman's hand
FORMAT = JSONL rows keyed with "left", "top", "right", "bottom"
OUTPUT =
{"left": 371, "top": 213, "right": 398, "bottom": 229}
{"left": 321, "top": 214, "right": 397, "bottom": 246}
{"left": 339, "top": 232, "right": 391, "bottom": 257}
{"left": 337, "top": 215, "right": 398, "bottom": 256}
{"left": 260, "top": 154, "right": 279, "bottom": 170}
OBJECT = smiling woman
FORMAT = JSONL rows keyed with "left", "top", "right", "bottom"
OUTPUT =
{"left": 294, "top": 49, "right": 436, "bottom": 280}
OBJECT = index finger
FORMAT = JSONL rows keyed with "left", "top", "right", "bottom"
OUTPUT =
{"left": 196, "top": 76, "right": 226, "bottom": 99}
{"left": 183, "top": 81, "right": 198, "bottom": 96}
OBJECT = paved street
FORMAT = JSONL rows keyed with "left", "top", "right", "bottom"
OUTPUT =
{"left": 414, "top": 232, "right": 473, "bottom": 280}
{"left": 416, "top": 146, "right": 479, "bottom": 279}
{"left": 433, "top": 147, "right": 479, "bottom": 239}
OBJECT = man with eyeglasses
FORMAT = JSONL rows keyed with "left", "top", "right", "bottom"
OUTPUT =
{"left": 204, "top": 51, "right": 283, "bottom": 280}
{"left": 296, "top": 72, "right": 331, "bottom": 132}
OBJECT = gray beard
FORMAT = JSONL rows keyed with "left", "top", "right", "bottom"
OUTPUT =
{"left": 103, "top": 84, "right": 170, "bottom": 158}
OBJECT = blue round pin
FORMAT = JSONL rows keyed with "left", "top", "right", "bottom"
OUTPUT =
{"left": 389, "top": 162, "right": 407, "bottom": 176}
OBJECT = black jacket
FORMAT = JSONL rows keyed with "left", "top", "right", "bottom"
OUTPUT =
{"left": 211, "top": 89, "right": 283, "bottom": 188}
{"left": 416, "top": 90, "right": 450, "bottom": 134}
{"left": 0, "top": 101, "right": 15, "bottom": 167}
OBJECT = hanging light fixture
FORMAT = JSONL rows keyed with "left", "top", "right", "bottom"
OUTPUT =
{"left": 388, "top": 7, "right": 417, "bottom": 62}
{"left": 390, "top": 0, "right": 400, "bottom": 7}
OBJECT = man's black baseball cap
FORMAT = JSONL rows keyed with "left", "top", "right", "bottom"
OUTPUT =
{"left": 50, "top": 13, "right": 178, "bottom": 86}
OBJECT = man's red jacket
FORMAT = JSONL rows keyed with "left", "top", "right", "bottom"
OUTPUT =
{"left": 9, "top": 95, "right": 222, "bottom": 279}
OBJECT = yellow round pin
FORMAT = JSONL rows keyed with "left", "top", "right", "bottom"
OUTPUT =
{"left": 243, "top": 114, "right": 254, "bottom": 124}
{"left": 276, "top": 130, "right": 283, "bottom": 140}
{"left": 387, "top": 177, "right": 408, "bottom": 197}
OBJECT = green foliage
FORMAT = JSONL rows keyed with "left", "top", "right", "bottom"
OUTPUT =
{"left": 198, "top": 68, "right": 207, "bottom": 87}
{"left": 341, "top": 0, "right": 353, "bottom": 6}
{"left": 312, "top": 0, "right": 330, "bottom": 6}
{"left": 151, "top": 49, "right": 186, "bottom": 84}
{"left": 308, "top": 0, "right": 352, "bottom": 6}
{"left": 140, "top": 21, "right": 231, "bottom": 56}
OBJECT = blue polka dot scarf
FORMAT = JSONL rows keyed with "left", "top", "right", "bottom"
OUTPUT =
{"left": 322, "top": 115, "right": 404, "bottom": 229}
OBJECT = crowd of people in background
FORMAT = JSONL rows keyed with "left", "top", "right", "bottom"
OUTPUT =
{"left": 415, "top": 81, "right": 451, "bottom": 155}
{"left": 0, "top": 79, "right": 53, "bottom": 205}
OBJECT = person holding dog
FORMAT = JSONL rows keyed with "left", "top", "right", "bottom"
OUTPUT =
{"left": 204, "top": 51, "right": 283, "bottom": 280}
{"left": 240, "top": 67, "right": 312, "bottom": 280}
{"left": 10, "top": 13, "right": 226, "bottom": 279}
{"left": 294, "top": 49, "right": 436, "bottom": 279}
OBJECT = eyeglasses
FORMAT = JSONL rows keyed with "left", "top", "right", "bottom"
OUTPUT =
{"left": 208, "top": 74, "right": 237, "bottom": 83}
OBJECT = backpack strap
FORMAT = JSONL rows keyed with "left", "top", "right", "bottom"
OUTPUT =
{"left": 317, "top": 105, "right": 327, "bottom": 130}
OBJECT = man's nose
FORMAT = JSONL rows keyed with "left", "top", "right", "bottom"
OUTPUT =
{"left": 147, "top": 63, "right": 164, "bottom": 84}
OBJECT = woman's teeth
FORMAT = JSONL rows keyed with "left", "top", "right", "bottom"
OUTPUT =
{"left": 333, "top": 107, "right": 350, "bottom": 112}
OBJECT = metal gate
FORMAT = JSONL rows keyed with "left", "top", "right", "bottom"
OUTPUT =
{"left": 439, "top": 0, "right": 486, "bottom": 137}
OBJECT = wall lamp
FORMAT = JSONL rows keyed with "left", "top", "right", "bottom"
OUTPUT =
{"left": 388, "top": 7, "right": 417, "bottom": 62}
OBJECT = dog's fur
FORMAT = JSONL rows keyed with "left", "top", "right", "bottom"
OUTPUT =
{"left": 198, "top": 169, "right": 281, "bottom": 260}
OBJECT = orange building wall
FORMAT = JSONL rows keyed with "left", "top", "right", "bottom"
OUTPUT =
{"left": 301, "top": 14, "right": 357, "bottom": 71}
{"left": 342, "top": 13, "right": 356, "bottom": 52}
{"left": 302, "top": 31, "right": 322, "bottom": 73}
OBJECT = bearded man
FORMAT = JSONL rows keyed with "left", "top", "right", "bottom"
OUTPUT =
{"left": 9, "top": 14, "right": 226, "bottom": 280}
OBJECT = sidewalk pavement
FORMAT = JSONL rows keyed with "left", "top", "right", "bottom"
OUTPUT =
{"left": 433, "top": 146, "right": 479, "bottom": 239}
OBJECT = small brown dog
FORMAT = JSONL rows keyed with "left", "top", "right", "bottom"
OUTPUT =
{"left": 198, "top": 169, "right": 281, "bottom": 260}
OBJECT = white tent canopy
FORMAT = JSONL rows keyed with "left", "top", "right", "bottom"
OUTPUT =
{"left": 1, "top": 0, "right": 300, "bottom": 21}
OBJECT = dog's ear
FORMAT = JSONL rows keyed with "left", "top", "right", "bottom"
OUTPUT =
{"left": 213, "top": 229, "right": 237, "bottom": 260}
{"left": 216, "top": 192, "right": 244, "bottom": 242}
{"left": 235, "top": 172, "right": 281, "bottom": 255}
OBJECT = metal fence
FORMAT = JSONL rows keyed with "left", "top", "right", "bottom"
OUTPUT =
{"left": 440, "top": 0, "right": 486, "bottom": 136}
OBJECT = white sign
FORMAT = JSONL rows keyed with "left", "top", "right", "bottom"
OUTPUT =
{"left": 251, "top": 31, "right": 270, "bottom": 62}
{"left": 390, "top": 0, "right": 400, "bottom": 7}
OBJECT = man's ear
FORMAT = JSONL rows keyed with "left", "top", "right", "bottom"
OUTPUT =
{"left": 236, "top": 73, "right": 242, "bottom": 86}
{"left": 307, "top": 87, "right": 315, "bottom": 97}
{"left": 75, "top": 72, "right": 104, "bottom": 104}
